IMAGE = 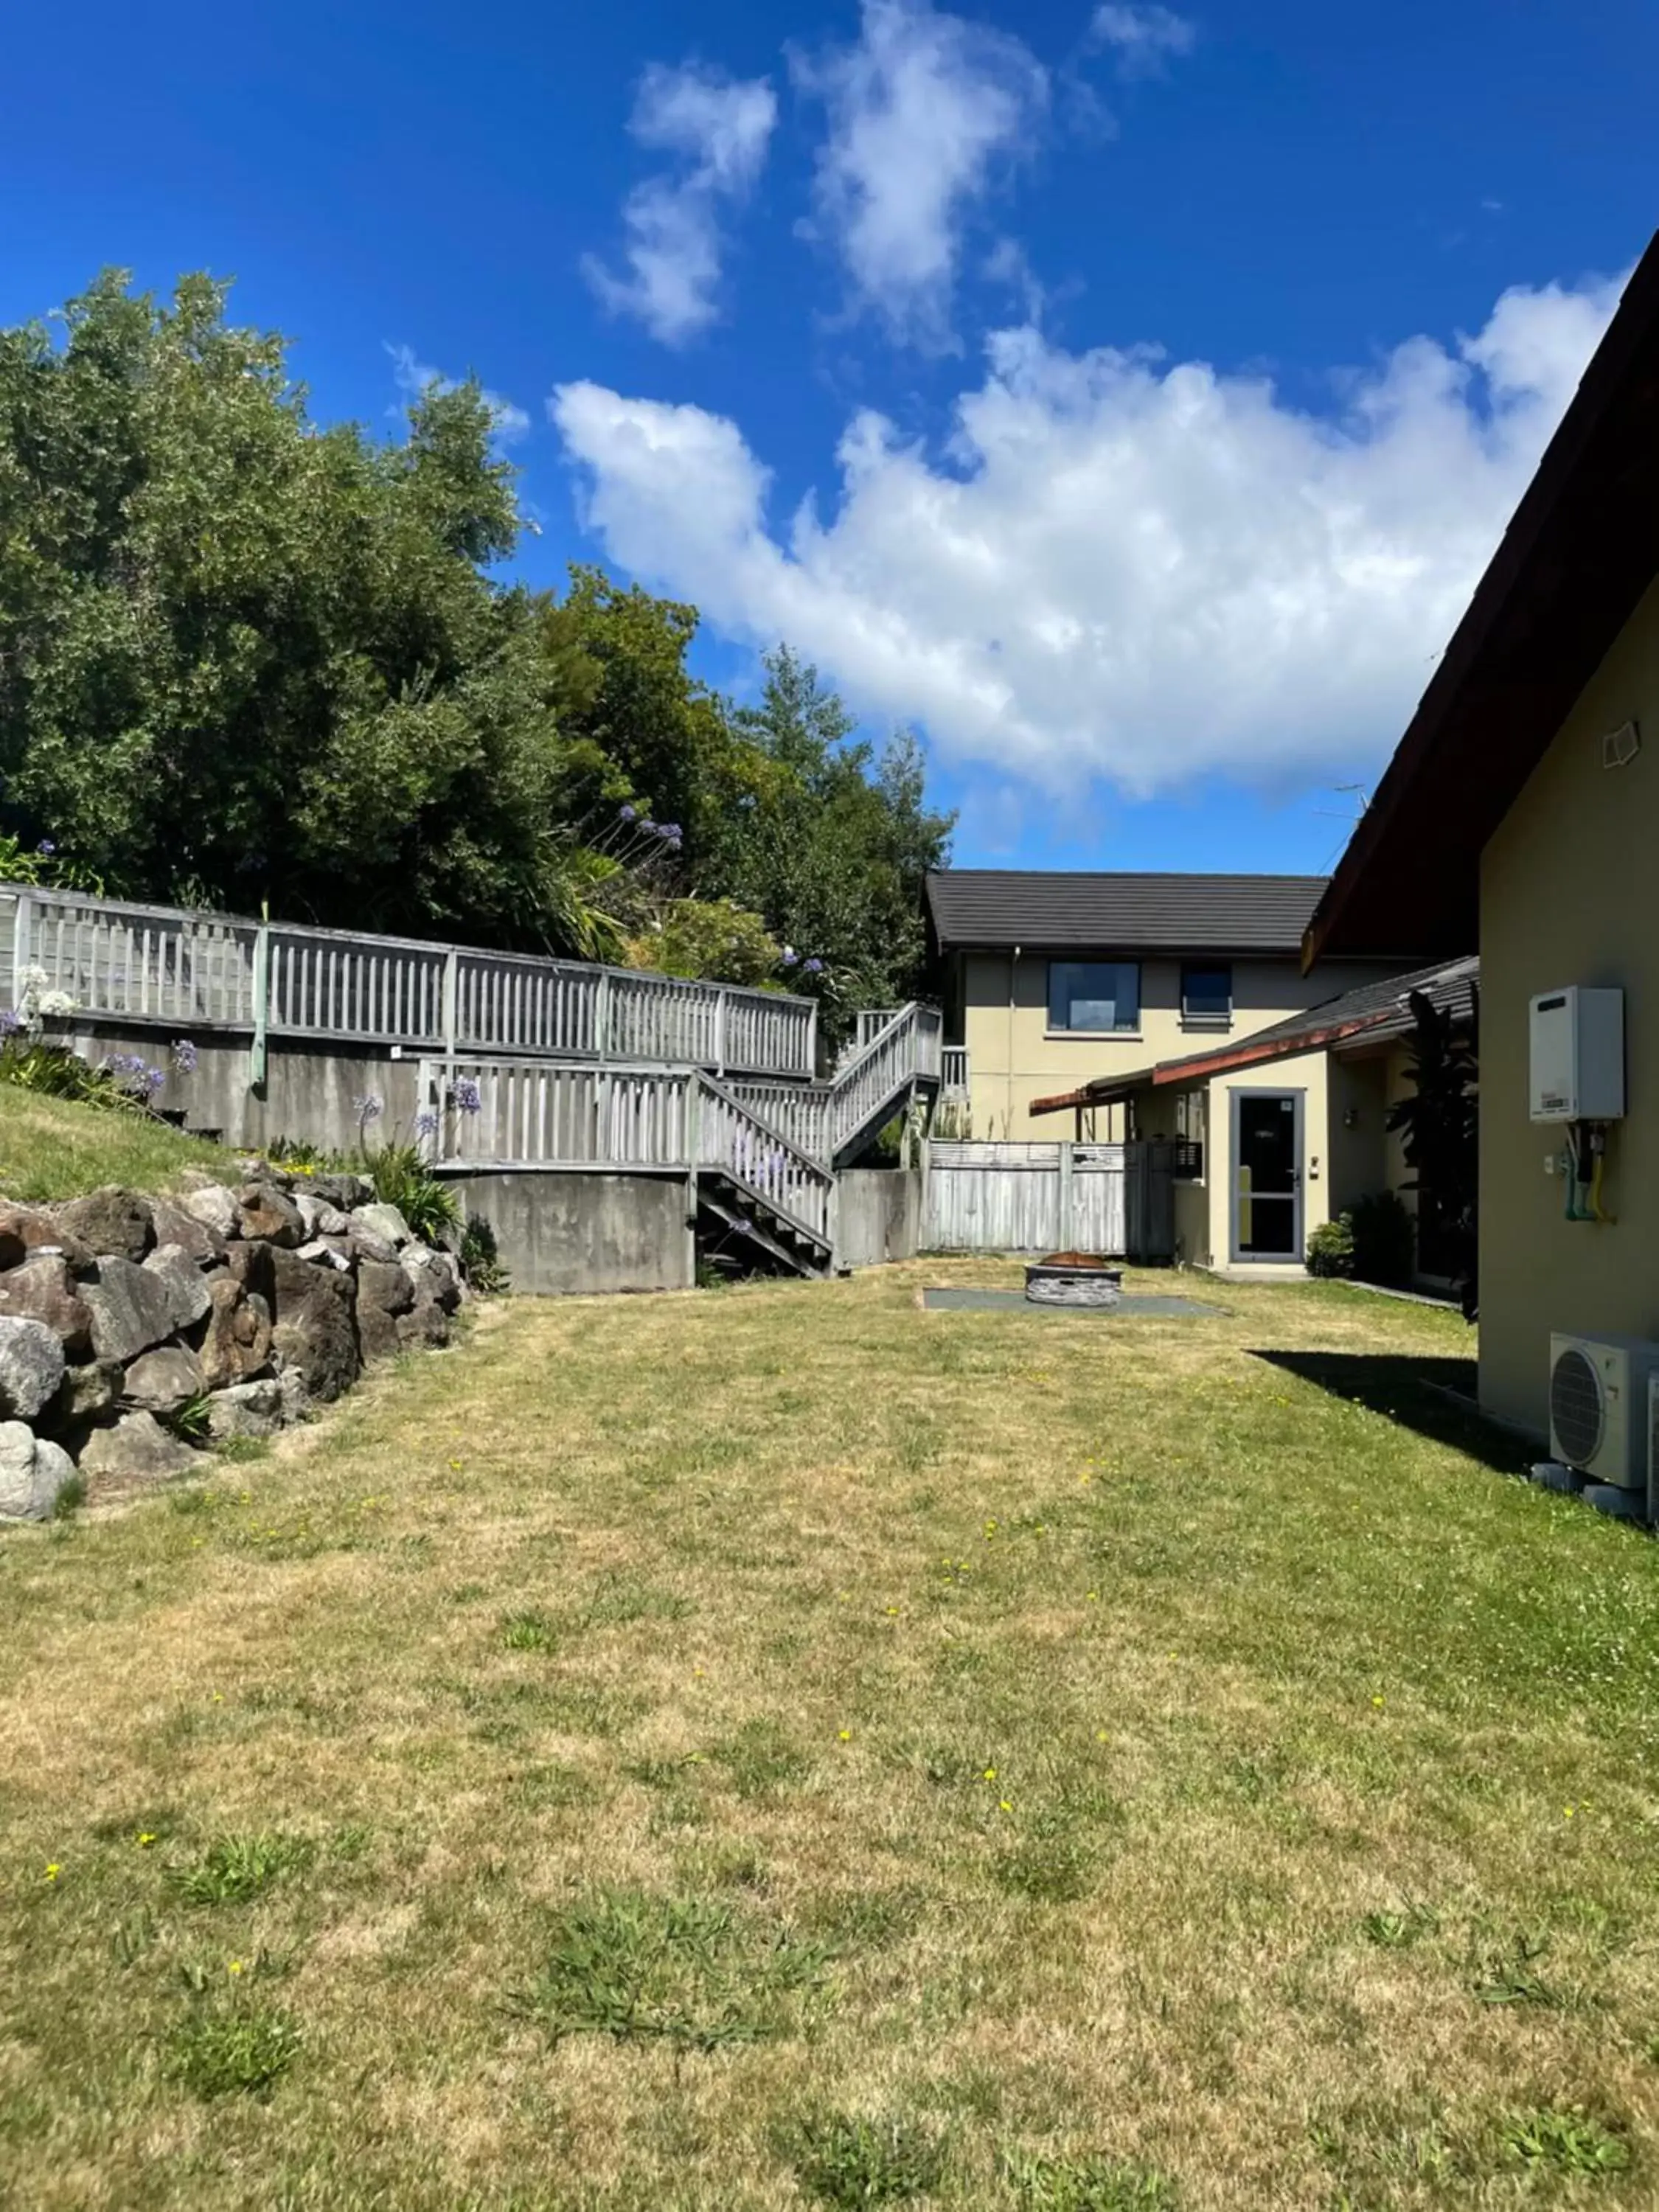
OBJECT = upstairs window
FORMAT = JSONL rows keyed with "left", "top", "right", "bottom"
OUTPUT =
{"left": 1048, "top": 960, "right": 1141, "bottom": 1033}
{"left": 1180, "top": 961, "right": 1232, "bottom": 1028}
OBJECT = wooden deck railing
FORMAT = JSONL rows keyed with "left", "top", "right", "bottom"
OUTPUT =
{"left": 427, "top": 1057, "right": 835, "bottom": 1250}
{"left": 0, "top": 883, "right": 816, "bottom": 1078}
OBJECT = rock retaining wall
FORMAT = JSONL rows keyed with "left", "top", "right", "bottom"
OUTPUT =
{"left": 0, "top": 1167, "right": 465, "bottom": 1520}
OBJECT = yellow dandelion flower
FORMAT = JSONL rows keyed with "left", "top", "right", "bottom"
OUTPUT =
{"left": 838, "top": 1729, "right": 852, "bottom": 1742}
{"left": 983, "top": 1767, "right": 997, "bottom": 1781}
{"left": 1371, "top": 1695, "right": 1385, "bottom": 1708}
{"left": 228, "top": 1959, "right": 246, "bottom": 1975}
{"left": 43, "top": 1863, "right": 60, "bottom": 1882}
{"left": 998, "top": 1799, "right": 1013, "bottom": 1813}
{"left": 136, "top": 1832, "right": 156, "bottom": 1848}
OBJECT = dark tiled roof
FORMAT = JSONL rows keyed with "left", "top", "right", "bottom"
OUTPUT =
{"left": 925, "top": 870, "right": 1330, "bottom": 953}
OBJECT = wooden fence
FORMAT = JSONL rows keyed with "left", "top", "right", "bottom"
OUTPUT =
{"left": 922, "top": 1139, "right": 1177, "bottom": 1261}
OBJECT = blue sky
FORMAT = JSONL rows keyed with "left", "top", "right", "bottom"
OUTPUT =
{"left": 3, "top": 0, "right": 1654, "bottom": 873}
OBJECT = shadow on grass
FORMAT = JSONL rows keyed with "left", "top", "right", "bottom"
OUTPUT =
{"left": 1250, "top": 1350, "right": 1530, "bottom": 1477}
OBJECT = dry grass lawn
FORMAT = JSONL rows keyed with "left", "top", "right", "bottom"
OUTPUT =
{"left": 4, "top": 1261, "right": 1659, "bottom": 2210}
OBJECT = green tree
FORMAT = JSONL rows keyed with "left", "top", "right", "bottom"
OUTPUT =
{"left": 0, "top": 271, "right": 613, "bottom": 950}
{"left": 703, "top": 647, "right": 955, "bottom": 1040}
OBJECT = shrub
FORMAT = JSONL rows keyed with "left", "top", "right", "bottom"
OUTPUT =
{"left": 1349, "top": 1189, "right": 1416, "bottom": 1288}
{"left": 1306, "top": 1215, "right": 1356, "bottom": 1279}
{"left": 366, "top": 1141, "right": 460, "bottom": 1244}
{"left": 459, "top": 1213, "right": 510, "bottom": 1295}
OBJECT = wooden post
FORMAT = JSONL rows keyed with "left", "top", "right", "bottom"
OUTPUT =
{"left": 714, "top": 988, "right": 728, "bottom": 1077}
{"left": 684, "top": 1074, "right": 703, "bottom": 1287}
{"left": 1057, "top": 1139, "right": 1075, "bottom": 1251}
{"left": 249, "top": 921, "right": 270, "bottom": 1093}
{"left": 442, "top": 945, "right": 459, "bottom": 1059}
{"left": 594, "top": 970, "right": 611, "bottom": 1063}
{"left": 10, "top": 890, "right": 31, "bottom": 1009}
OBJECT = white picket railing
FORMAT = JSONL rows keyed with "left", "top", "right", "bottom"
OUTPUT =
{"left": 830, "top": 1004, "right": 942, "bottom": 1155}
{"left": 941, "top": 1046, "right": 970, "bottom": 1096}
{"left": 696, "top": 1077, "right": 835, "bottom": 1249}
{"left": 1, "top": 882, "right": 816, "bottom": 1078}
{"left": 425, "top": 1057, "right": 835, "bottom": 1251}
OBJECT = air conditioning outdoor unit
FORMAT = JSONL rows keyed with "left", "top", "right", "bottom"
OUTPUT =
{"left": 1548, "top": 1334, "right": 1659, "bottom": 1498}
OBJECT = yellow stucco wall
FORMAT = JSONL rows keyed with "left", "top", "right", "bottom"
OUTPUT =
{"left": 1479, "top": 574, "right": 1659, "bottom": 1435}
{"left": 955, "top": 950, "right": 1397, "bottom": 1138}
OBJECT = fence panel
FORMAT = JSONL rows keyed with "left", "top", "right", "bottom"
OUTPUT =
{"left": 266, "top": 927, "right": 445, "bottom": 1044}
{"left": 430, "top": 1060, "right": 692, "bottom": 1168}
{"left": 923, "top": 1140, "right": 1149, "bottom": 1256}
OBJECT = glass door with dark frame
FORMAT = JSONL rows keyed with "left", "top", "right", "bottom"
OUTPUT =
{"left": 1232, "top": 1092, "right": 1302, "bottom": 1259}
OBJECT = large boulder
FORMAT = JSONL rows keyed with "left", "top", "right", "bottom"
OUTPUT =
{"left": 355, "top": 1259, "right": 414, "bottom": 1362}
{"left": 82, "top": 1257, "right": 177, "bottom": 1363}
{"left": 57, "top": 1187, "right": 154, "bottom": 1265}
{"left": 49, "top": 1360, "right": 122, "bottom": 1427}
{"left": 0, "top": 1255, "right": 94, "bottom": 1359}
{"left": 347, "top": 1223, "right": 399, "bottom": 1267}
{"left": 178, "top": 1183, "right": 241, "bottom": 1242}
{"left": 295, "top": 1193, "right": 355, "bottom": 1239}
{"left": 297, "top": 1172, "right": 373, "bottom": 1212}
{"left": 236, "top": 1183, "right": 305, "bottom": 1247}
{"left": 194, "top": 1276, "right": 274, "bottom": 1390}
{"left": 123, "top": 1345, "right": 207, "bottom": 1416}
{"left": 143, "top": 1245, "right": 213, "bottom": 1332}
{"left": 268, "top": 1248, "right": 360, "bottom": 1402}
{"left": 0, "top": 1422, "right": 76, "bottom": 1520}
{"left": 296, "top": 1237, "right": 353, "bottom": 1271}
{"left": 0, "top": 1318, "right": 68, "bottom": 1421}
{"left": 147, "top": 1194, "right": 226, "bottom": 1266}
{"left": 222, "top": 1240, "right": 277, "bottom": 1306}
{"left": 206, "top": 1377, "right": 284, "bottom": 1441}
{"left": 401, "top": 1244, "right": 463, "bottom": 1314}
{"left": 0, "top": 1203, "right": 93, "bottom": 1275}
{"left": 354, "top": 1201, "right": 412, "bottom": 1249}
{"left": 75, "top": 1409, "right": 201, "bottom": 1482}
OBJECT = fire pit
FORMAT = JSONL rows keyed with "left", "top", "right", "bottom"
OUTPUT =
{"left": 1024, "top": 1252, "right": 1124, "bottom": 1308}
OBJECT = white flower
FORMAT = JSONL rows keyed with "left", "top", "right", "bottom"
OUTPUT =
{"left": 37, "top": 990, "right": 77, "bottom": 1017}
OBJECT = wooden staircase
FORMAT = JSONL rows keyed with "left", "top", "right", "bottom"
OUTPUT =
{"left": 425, "top": 1003, "right": 943, "bottom": 1279}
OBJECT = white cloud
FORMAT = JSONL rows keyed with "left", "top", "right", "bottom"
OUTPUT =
{"left": 583, "top": 62, "right": 777, "bottom": 346}
{"left": 549, "top": 270, "right": 1624, "bottom": 799}
{"left": 791, "top": 0, "right": 1048, "bottom": 348}
{"left": 1089, "top": 4, "right": 1197, "bottom": 75}
{"left": 386, "top": 344, "right": 531, "bottom": 441}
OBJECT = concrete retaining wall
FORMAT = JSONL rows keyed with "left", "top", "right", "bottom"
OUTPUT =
{"left": 451, "top": 1169, "right": 693, "bottom": 1296}
{"left": 57, "top": 1023, "right": 420, "bottom": 1155}
{"left": 837, "top": 1169, "right": 921, "bottom": 1269}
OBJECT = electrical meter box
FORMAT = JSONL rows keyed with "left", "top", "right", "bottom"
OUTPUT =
{"left": 1530, "top": 987, "right": 1625, "bottom": 1121}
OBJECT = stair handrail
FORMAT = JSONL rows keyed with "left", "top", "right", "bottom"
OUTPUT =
{"left": 829, "top": 1002, "right": 942, "bottom": 1153}
{"left": 697, "top": 1071, "right": 835, "bottom": 1248}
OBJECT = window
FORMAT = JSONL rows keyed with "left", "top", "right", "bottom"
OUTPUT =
{"left": 1173, "top": 1088, "right": 1206, "bottom": 1179}
{"left": 1047, "top": 960, "right": 1141, "bottom": 1033}
{"left": 1180, "top": 961, "right": 1232, "bottom": 1028}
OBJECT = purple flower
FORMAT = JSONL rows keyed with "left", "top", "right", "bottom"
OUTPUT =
{"left": 451, "top": 1076, "right": 482, "bottom": 1116}
{"left": 803, "top": 958, "right": 824, "bottom": 975}
{"left": 35, "top": 839, "right": 55, "bottom": 857}
{"left": 145, "top": 1066, "right": 166, "bottom": 1093}
{"left": 780, "top": 947, "right": 799, "bottom": 968}
{"left": 354, "top": 1093, "right": 384, "bottom": 1124}
{"left": 640, "top": 818, "right": 656, "bottom": 835}
{"left": 656, "top": 821, "right": 682, "bottom": 841}
{"left": 0, "top": 1009, "right": 21, "bottom": 1037}
{"left": 619, "top": 804, "right": 637, "bottom": 823}
{"left": 414, "top": 1108, "right": 439, "bottom": 1139}
{"left": 171, "top": 1037, "right": 198, "bottom": 1075}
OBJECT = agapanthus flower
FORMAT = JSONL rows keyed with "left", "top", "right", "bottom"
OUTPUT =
{"left": 354, "top": 1093, "right": 384, "bottom": 1124}
{"left": 803, "top": 957, "right": 824, "bottom": 975}
{"left": 172, "top": 1038, "right": 198, "bottom": 1075}
{"left": 414, "top": 1108, "right": 439, "bottom": 1139}
{"left": 35, "top": 839, "right": 55, "bottom": 857}
{"left": 781, "top": 947, "right": 799, "bottom": 967}
{"left": 619, "top": 803, "right": 637, "bottom": 822}
{"left": 452, "top": 1077, "right": 482, "bottom": 1115}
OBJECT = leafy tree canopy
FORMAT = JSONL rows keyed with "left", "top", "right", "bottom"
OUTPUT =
{"left": 0, "top": 271, "right": 952, "bottom": 1029}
